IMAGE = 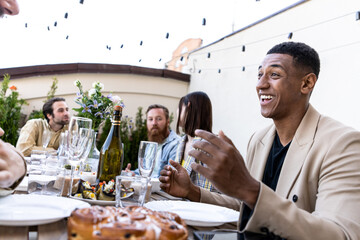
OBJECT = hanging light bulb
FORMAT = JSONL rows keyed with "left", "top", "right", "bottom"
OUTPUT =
{"left": 288, "top": 32, "right": 293, "bottom": 40}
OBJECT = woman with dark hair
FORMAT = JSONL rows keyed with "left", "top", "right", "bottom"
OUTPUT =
{"left": 174, "top": 91, "right": 215, "bottom": 191}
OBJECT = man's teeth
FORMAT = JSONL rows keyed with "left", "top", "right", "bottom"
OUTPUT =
{"left": 260, "top": 95, "right": 273, "bottom": 100}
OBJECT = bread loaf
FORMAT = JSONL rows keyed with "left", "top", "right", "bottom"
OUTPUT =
{"left": 68, "top": 205, "right": 188, "bottom": 240}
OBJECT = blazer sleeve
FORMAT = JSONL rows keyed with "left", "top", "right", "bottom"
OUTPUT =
{"left": 200, "top": 187, "right": 242, "bottom": 211}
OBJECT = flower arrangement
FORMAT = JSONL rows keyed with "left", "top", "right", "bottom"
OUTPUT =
{"left": 73, "top": 80, "right": 125, "bottom": 131}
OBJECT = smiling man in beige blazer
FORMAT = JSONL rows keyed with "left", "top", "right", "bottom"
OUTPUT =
{"left": 160, "top": 42, "right": 360, "bottom": 239}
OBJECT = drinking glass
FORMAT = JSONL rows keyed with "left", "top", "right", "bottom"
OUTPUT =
{"left": 67, "top": 117, "right": 92, "bottom": 196}
{"left": 138, "top": 141, "right": 158, "bottom": 178}
{"left": 42, "top": 129, "right": 52, "bottom": 150}
{"left": 115, "top": 174, "right": 148, "bottom": 208}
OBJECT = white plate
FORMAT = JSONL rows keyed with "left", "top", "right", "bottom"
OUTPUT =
{"left": 0, "top": 195, "right": 90, "bottom": 226}
{"left": 145, "top": 200, "right": 239, "bottom": 227}
{"left": 70, "top": 196, "right": 116, "bottom": 206}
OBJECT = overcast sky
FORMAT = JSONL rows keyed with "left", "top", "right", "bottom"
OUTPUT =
{"left": 0, "top": 0, "right": 299, "bottom": 69}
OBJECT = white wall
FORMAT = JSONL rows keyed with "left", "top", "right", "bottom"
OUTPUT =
{"left": 11, "top": 73, "right": 189, "bottom": 129}
{"left": 187, "top": 0, "right": 360, "bottom": 156}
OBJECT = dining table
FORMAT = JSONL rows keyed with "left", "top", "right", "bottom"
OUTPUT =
{"left": 0, "top": 178, "right": 271, "bottom": 240}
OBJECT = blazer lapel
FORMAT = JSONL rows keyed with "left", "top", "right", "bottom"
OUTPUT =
{"left": 276, "top": 105, "right": 320, "bottom": 198}
{"left": 249, "top": 126, "right": 276, "bottom": 181}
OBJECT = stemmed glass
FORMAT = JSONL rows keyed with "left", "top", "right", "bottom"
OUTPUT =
{"left": 67, "top": 117, "right": 93, "bottom": 196}
{"left": 138, "top": 141, "right": 158, "bottom": 178}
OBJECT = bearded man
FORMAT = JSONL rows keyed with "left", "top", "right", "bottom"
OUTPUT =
{"left": 126, "top": 104, "right": 180, "bottom": 178}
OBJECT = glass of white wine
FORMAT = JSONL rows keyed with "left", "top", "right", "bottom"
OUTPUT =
{"left": 67, "top": 117, "right": 93, "bottom": 196}
{"left": 138, "top": 141, "right": 158, "bottom": 178}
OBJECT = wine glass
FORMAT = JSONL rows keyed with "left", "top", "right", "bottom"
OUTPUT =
{"left": 138, "top": 141, "right": 158, "bottom": 178}
{"left": 67, "top": 117, "right": 93, "bottom": 196}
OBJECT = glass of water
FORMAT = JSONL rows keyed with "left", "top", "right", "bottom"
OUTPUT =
{"left": 138, "top": 141, "right": 158, "bottom": 178}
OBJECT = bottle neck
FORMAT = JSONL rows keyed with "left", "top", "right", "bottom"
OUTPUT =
{"left": 112, "top": 109, "right": 122, "bottom": 124}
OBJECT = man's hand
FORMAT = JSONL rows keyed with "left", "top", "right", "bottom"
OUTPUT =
{"left": 159, "top": 160, "right": 200, "bottom": 202}
{"left": 189, "top": 130, "right": 260, "bottom": 209}
{"left": 0, "top": 139, "right": 26, "bottom": 188}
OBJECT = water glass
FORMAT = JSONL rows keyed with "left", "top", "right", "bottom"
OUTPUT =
{"left": 115, "top": 174, "right": 149, "bottom": 208}
{"left": 138, "top": 141, "right": 158, "bottom": 178}
{"left": 27, "top": 161, "right": 60, "bottom": 196}
{"left": 30, "top": 150, "right": 47, "bottom": 165}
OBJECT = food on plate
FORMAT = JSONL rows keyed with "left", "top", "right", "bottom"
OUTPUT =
{"left": 68, "top": 205, "right": 188, "bottom": 240}
{"left": 97, "top": 180, "right": 116, "bottom": 201}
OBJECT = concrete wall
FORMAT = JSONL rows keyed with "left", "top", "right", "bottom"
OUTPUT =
{"left": 6, "top": 70, "right": 189, "bottom": 129}
{"left": 187, "top": 0, "right": 360, "bottom": 156}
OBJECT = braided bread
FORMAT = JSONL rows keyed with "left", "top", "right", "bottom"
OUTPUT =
{"left": 68, "top": 206, "right": 188, "bottom": 240}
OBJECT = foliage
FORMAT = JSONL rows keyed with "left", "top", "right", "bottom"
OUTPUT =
{"left": 0, "top": 74, "right": 28, "bottom": 145}
{"left": 72, "top": 80, "right": 124, "bottom": 132}
{"left": 28, "top": 77, "right": 59, "bottom": 120}
{"left": 98, "top": 107, "right": 148, "bottom": 170}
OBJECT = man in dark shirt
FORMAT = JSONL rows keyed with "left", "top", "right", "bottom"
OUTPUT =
{"left": 160, "top": 42, "right": 360, "bottom": 239}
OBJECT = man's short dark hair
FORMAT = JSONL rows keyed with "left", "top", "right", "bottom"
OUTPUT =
{"left": 176, "top": 91, "right": 212, "bottom": 137}
{"left": 43, "top": 97, "right": 66, "bottom": 123}
{"left": 146, "top": 104, "right": 169, "bottom": 120}
{"left": 267, "top": 42, "right": 320, "bottom": 78}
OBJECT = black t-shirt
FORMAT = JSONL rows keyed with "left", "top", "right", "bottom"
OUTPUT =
{"left": 240, "top": 132, "right": 291, "bottom": 230}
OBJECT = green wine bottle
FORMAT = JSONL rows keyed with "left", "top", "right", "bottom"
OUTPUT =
{"left": 96, "top": 105, "right": 124, "bottom": 184}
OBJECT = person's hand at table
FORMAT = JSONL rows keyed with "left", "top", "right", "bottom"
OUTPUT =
{"left": 159, "top": 160, "right": 201, "bottom": 202}
{"left": 0, "top": 128, "right": 26, "bottom": 188}
{"left": 189, "top": 129, "right": 260, "bottom": 209}
{"left": 123, "top": 163, "right": 135, "bottom": 176}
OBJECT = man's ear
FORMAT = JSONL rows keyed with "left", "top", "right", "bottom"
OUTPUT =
{"left": 301, "top": 73, "right": 317, "bottom": 95}
{"left": 46, "top": 113, "right": 52, "bottom": 121}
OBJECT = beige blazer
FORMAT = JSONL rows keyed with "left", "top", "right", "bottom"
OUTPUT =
{"left": 200, "top": 105, "right": 360, "bottom": 240}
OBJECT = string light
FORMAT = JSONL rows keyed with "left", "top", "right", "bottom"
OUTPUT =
{"left": 288, "top": 32, "right": 293, "bottom": 39}
{"left": 8, "top": 5, "right": 359, "bottom": 70}
{"left": 190, "top": 11, "right": 357, "bottom": 60}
